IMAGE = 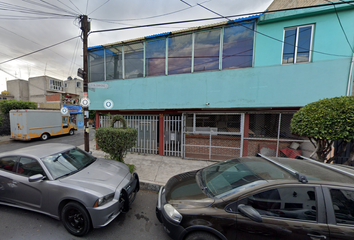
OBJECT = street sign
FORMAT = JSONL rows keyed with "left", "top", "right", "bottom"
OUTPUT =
{"left": 88, "top": 83, "right": 109, "bottom": 89}
{"left": 77, "top": 68, "right": 85, "bottom": 78}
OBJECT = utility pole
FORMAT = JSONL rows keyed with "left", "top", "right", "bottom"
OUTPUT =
{"left": 80, "top": 15, "right": 90, "bottom": 152}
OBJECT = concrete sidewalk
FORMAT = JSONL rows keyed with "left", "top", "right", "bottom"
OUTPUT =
{"left": 78, "top": 139, "right": 215, "bottom": 191}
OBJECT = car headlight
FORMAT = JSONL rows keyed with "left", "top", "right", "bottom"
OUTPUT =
{"left": 164, "top": 204, "right": 182, "bottom": 223}
{"left": 94, "top": 193, "right": 114, "bottom": 207}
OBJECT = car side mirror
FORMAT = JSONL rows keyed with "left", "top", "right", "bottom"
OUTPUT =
{"left": 237, "top": 204, "right": 263, "bottom": 223}
{"left": 28, "top": 174, "right": 45, "bottom": 182}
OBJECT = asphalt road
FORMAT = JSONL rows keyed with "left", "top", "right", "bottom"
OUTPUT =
{"left": 0, "top": 129, "right": 95, "bottom": 152}
{"left": 0, "top": 190, "right": 170, "bottom": 240}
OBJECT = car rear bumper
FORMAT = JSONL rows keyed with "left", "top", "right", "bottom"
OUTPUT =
{"left": 89, "top": 172, "right": 140, "bottom": 228}
{"left": 156, "top": 186, "right": 185, "bottom": 240}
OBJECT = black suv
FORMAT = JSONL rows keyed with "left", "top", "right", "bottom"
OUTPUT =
{"left": 156, "top": 154, "right": 354, "bottom": 240}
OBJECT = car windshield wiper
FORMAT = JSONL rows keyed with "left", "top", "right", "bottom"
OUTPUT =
{"left": 57, "top": 169, "right": 79, "bottom": 179}
{"left": 196, "top": 169, "right": 213, "bottom": 197}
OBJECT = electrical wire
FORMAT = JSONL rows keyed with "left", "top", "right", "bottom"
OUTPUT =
{"left": 0, "top": 24, "right": 81, "bottom": 75}
{"left": 0, "top": 36, "right": 80, "bottom": 65}
{"left": 88, "top": 0, "right": 110, "bottom": 15}
{"left": 0, "top": 1, "right": 78, "bottom": 18}
{"left": 327, "top": 0, "right": 354, "bottom": 52}
{"left": 56, "top": 0, "right": 81, "bottom": 15}
{"left": 91, "top": 1, "right": 354, "bottom": 58}
{"left": 85, "top": 0, "right": 89, "bottom": 15}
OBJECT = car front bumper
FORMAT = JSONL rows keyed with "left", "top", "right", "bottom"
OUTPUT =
{"left": 89, "top": 172, "right": 140, "bottom": 228}
{"left": 156, "top": 186, "right": 185, "bottom": 240}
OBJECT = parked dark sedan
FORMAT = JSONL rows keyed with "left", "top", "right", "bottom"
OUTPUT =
{"left": 156, "top": 154, "right": 354, "bottom": 240}
{"left": 0, "top": 143, "right": 139, "bottom": 236}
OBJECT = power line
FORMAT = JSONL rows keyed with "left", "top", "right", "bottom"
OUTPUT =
{"left": 0, "top": 36, "right": 80, "bottom": 65}
{"left": 328, "top": 0, "right": 354, "bottom": 52}
{"left": 55, "top": 0, "right": 81, "bottom": 15}
{"left": 90, "top": 2, "right": 354, "bottom": 59}
{"left": 0, "top": 24, "right": 81, "bottom": 74}
{"left": 0, "top": 1, "right": 78, "bottom": 18}
{"left": 68, "top": 0, "right": 82, "bottom": 14}
{"left": 24, "top": 0, "right": 78, "bottom": 15}
{"left": 91, "top": 0, "right": 354, "bottom": 34}
{"left": 88, "top": 0, "right": 110, "bottom": 15}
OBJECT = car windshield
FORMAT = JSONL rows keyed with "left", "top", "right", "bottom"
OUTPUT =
{"left": 41, "top": 147, "right": 96, "bottom": 180}
{"left": 199, "top": 158, "right": 295, "bottom": 197}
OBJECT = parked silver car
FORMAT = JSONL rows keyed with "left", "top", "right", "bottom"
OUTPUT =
{"left": 0, "top": 143, "right": 139, "bottom": 236}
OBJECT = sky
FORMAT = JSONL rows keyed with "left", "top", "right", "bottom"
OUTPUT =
{"left": 0, "top": 0, "right": 273, "bottom": 92}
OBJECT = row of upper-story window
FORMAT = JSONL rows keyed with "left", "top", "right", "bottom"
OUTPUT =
{"left": 88, "top": 21, "right": 314, "bottom": 82}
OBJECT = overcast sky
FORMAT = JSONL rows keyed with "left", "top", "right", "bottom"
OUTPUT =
{"left": 0, "top": 0, "right": 273, "bottom": 92}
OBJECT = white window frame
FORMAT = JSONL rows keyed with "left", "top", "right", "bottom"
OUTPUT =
{"left": 49, "top": 79, "right": 63, "bottom": 91}
{"left": 282, "top": 24, "right": 314, "bottom": 64}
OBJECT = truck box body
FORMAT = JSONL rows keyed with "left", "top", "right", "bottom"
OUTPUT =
{"left": 10, "top": 109, "right": 77, "bottom": 141}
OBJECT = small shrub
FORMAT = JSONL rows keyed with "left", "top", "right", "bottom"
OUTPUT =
{"left": 96, "top": 115, "right": 137, "bottom": 163}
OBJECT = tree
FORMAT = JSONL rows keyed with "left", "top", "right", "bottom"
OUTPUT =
{"left": 0, "top": 100, "right": 37, "bottom": 127}
{"left": 95, "top": 115, "right": 138, "bottom": 163}
{"left": 1, "top": 90, "right": 9, "bottom": 95}
{"left": 291, "top": 96, "right": 354, "bottom": 162}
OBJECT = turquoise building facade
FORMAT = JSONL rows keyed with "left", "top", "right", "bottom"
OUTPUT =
{"left": 88, "top": 2, "right": 354, "bottom": 160}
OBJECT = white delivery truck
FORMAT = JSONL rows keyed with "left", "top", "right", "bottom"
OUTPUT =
{"left": 10, "top": 109, "right": 77, "bottom": 141}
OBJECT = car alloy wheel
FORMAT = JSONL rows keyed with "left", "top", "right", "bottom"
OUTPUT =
{"left": 61, "top": 202, "right": 91, "bottom": 236}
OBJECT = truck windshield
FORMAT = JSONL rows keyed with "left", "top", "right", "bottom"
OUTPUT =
{"left": 41, "top": 147, "right": 96, "bottom": 180}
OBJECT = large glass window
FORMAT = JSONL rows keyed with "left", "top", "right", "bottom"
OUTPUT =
{"left": 89, "top": 49, "right": 105, "bottom": 82}
{"left": 106, "top": 46, "right": 123, "bottom": 80}
{"left": 168, "top": 34, "right": 193, "bottom": 75}
{"left": 282, "top": 25, "right": 313, "bottom": 64}
{"left": 145, "top": 39, "right": 166, "bottom": 76}
{"left": 223, "top": 23, "right": 254, "bottom": 69}
{"left": 194, "top": 29, "right": 220, "bottom": 72}
{"left": 124, "top": 43, "right": 144, "bottom": 79}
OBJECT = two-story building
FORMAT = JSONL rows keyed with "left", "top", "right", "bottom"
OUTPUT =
{"left": 6, "top": 76, "right": 84, "bottom": 129}
{"left": 87, "top": 0, "right": 354, "bottom": 160}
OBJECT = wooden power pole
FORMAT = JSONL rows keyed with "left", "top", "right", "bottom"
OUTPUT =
{"left": 80, "top": 15, "right": 90, "bottom": 152}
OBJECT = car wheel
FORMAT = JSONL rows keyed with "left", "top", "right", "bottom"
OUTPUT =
{"left": 40, "top": 133, "right": 49, "bottom": 141}
{"left": 185, "top": 231, "right": 220, "bottom": 240}
{"left": 69, "top": 129, "right": 75, "bottom": 135}
{"left": 61, "top": 202, "right": 91, "bottom": 236}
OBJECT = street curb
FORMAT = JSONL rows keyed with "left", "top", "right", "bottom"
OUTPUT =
{"left": 139, "top": 181, "right": 162, "bottom": 193}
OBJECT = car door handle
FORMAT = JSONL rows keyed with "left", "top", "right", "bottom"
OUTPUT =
{"left": 307, "top": 233, "right": 327, "bottom": 240}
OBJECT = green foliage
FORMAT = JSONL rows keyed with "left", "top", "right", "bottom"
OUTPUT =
{"left": 0, "top": 100, "right": 37, "bottom": 114}
{"left": 96, "top": 115, "right": 137, "bottom": 163}
{"left": 110, "top": 115, "right": 127, "bottom": 128}
{"left": 291, "top": 96, "right": 354, "bottom": 142}
{"left": 0, "top": 100, "right": 37, "bottom": 127}
{"left": 88, "top": 110, "right": 95, "bottom": 120}
{"left": 291, "top": 96, "right": 354, "bottom": 161}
